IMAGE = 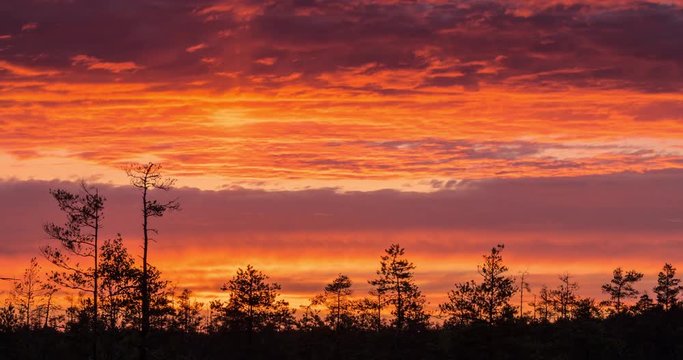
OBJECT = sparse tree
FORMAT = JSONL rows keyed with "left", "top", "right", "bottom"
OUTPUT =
{"left": 321, "top": 274, "right": 353, "bottom": 330}
{"left": 518, "top": 271, "right": 531, "bottom": 319}
{"left": 11, "top": 258, "right": 45, "bottom": 328}
{"left": 653, "top": 263, "right": 681, "bottom": 311}
{"left": 352, "top": 295, "right": 385, "bottom": 331}
{"left": 40, "top": 283, "right": 58, "bottom": 329}
{"left": 601, "top": 267, "right": 643, "bottom": 314}
{"left": 298, "top": 297, "right": 325, "bottom": 331}
{"left": 42, "top": 182, "right": 103, "bottom": 359}
{"left": 553, "top": 273, "right": 578, "bottom": 320}
{"left": 125, "top": 162, "right": 179, "bottom": 360}
{"left": 537, "top": 285, "right": 555, "bottom": 322}
{"left": 173, "top": 289, "right": 203, "bottom": 333}
{"left": 369, "top": 244, "right": 428, "bottom": 331}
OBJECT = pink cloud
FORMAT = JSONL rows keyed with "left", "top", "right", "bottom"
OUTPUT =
{"left": 71, "top": 54, "right": 141, "bottom": 73}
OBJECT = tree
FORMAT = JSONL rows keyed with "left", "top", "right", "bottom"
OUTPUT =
{"left": 11, "top": 258, "right": 46, "bottom": 328}
{"left": 40, "top": 283, "right": 58, "bottom": 329}
{"left": 572, "top": 298, "right": 601, "bottom": 321}
{"left": 215, "top": 265, "right": 294, "bottom": 334}
{"left": 537, "top": 285, "right": 555, "bottom": 322}
{"left": 552, "top": 273, "right": 578, "bottom": 321}
{"left": 120, "top": 265, "right": 174, "bottom": 331}
{"left": 0, "top": 301, "right": 19, "bottom": 332}
{"left": 441, "top": 245, "right": 516, "bottom": 326}
{"left": 297, "top": 298, "right": 325, "bottom": 331}
{"left": 653, "top": 263, "right": 681, "bottom": 311}
{"left": 125, "top": 162, "right": 179, "bottom": 360}
{"left": 98, "top": 236, "right": 139, "bottom": 330}
{"left": 518, "top": 271, "right": 531, "bottom": 319}
{"left": 173, "top": 289, "right": 203, "bottom": 333}
{"left": 440, "top": 280, "right": 482, "bottom": 326}
{"left": 369, "top": 244, "right": 428, "bottom": 331}
{"left": 322, "top": 274, "right": 353, "bottom": 330}
{"left": 42, "top": 182, "right": 103, "bottom": 359}
{"left": 478, "top": 244, "right": 516, "bottom": 324}
{"left": 632, "top": 293, "right": 655, "bottom": 315}
{"left": 601, "top": 267, "right": 644, "bottom": 314}
{"left": 352, "top": 295, "right": 385, "bottom": 331}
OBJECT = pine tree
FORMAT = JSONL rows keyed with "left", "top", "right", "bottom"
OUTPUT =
{"left": 11, "top": 258, "right": 45, "bottom": 328}
{"left": 42, "top": 182, "right": 103, "bottom": 359}
{"left": 369, "top": 244, "right": 428, "bottom": 331}
{"left": 125, "top": 162, "right": 179, "bottom": 360}
{"left": 653, "top": 263, "right": 681, "bottom": 311}
{"left": 173, "top": 289, "right": 203, "bottom": 333}
{"left": 601, "top": 267, "right": 643, "bottom": 314}
{"left": 216, "top": 265, "right": 294, "bottom": 333}
{"left": 478, "top": 244, "right": 516, "bottom": 324}
{"left": 322, "top": 274, "right": 353, "bottom": 330}
{"left": 553, "top": 273, "right": 578, "bottom": 320}
{"left": 440, "top": 280, "right": 482, "bottom": 326}
{"left": 98, "top": 236, "right": 139, "bottom": 330}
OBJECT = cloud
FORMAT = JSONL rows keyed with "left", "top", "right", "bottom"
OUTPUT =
{"left": 629, "top": 100, "right": 683, "bottom": 121}
{"left": 0, "top": 60, "right": 60, "bottom": 77}
{"left": 71, "top": 54, "right": 142, "bottom": 73}
{"left": 185, "top": 43, "right": 207, "bottom": 53}
{"left": 0, "top": 0, "right": 682, "bottom": 92}
{"left": 3, "top": 170, "right": 683, "bottom": 253}
{"left": 21, "top": 22, "right": 38, "bottom": 31}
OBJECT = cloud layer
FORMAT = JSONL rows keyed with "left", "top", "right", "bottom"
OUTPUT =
{"left": 1, "top": 171, "right": 682, "bottom": 302}
{"left": 1, "top": 1, "right": 683, "bottom": 188}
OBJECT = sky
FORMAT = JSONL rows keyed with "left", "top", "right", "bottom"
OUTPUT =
{"left": 2, "top": 0, "right": 683, "bottom": 308}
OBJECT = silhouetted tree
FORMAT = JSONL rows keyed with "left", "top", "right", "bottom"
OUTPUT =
{"left": 298, "top": 298, "right": 325, "bottom": 331}
{"left": 440, "top": 280, "right": 482, "bottom": 326}
{"left": 352, "top": 295, "right": 385, "bottom": 331}
{"left": 126, "top": 162, "right": 179, "bottom": 360}
{"left": 11, "top": 258, "right": 46, "bottom": 328}
{"left": 632, "top": 293, "right": 655, "bottom": 315}
{"left": 601, "top": 268, "right": 644, "bottom": 314}
{"left": 572, "top": 298, "right": 601, "bottom": 321}
{"left": 121, "top": 265, "right": 174, "bottom": 331}
{"left": 40, "top": 283, "right": 58, "bottom": 329}
{"left": 0, "top": 301, "right": 19, "bottom": 332}
{"left": 478, "top": 244, "right": 516, "bottom": 324}
{"left": 369, "top": 244, "right": 429, "bottom": 331}
{"left": 441, "top": 245, "right": 516, "bottom": 326}
{"left": 322, "top": 274, "right": 353, "bottom": 330}
{"left": 173, "top": 289, "right": 203, "bottom": 333}
{"left": 215, "top": 265, "right": 294, "bottom": 334}
{"left": 42, "top": 183, "right": 103, "bottom": 358}
{"left": 518, "top": 271, "right": 531, "bottom": 319}
{"left": 537, "top": 285, "right": 555, "bottom": 322}
{"left": 98, "top": 236, "right": 138, "bottom": 330}
{"left": 552, "top": 273, "right": 578, "bottom": 320}
{"left": 654, "top": 263, "right": 681, "bottom": 311}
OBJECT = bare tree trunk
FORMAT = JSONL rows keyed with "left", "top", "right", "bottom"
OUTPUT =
{"left": 140, "top": 184, "right": 149, "bottom": 360}
{"left": 93, "top": 199, "right": 99, "bottom": 360}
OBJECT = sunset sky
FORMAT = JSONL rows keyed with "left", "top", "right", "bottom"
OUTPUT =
{"left": 2, "top": 0, "right": 683, "bottom": 308}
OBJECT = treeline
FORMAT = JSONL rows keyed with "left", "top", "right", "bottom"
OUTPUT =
{"left": 1, "top": 163, "right": 683, "bottom": 359}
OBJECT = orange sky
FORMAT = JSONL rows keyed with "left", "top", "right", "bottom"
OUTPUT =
{"left": 2, "top": 0, "right": 683, "bottom": 309}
